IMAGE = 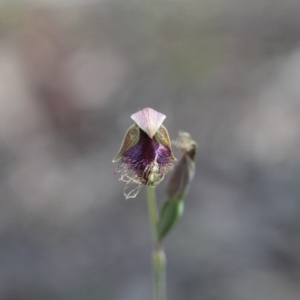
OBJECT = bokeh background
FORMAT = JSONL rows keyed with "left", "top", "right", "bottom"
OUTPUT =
{"left": 1, "top": 0, "right": 300, "bottom": 299}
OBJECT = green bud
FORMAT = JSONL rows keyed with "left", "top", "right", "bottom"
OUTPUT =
{"left": 166, "top": 132, "right": 197, "bottom": 201}
{"left": 157, "top": 132, "right": 197, "bottom": 240}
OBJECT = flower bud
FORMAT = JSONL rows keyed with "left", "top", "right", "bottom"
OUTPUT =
{"left": 166, "top": 132, "right": 197, "bottom": 200}
{"left": 157, "top": 132, "right": 197, "bottom": 240}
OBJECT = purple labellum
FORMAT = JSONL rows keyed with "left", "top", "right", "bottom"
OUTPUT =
{"left": 122, "top": 129, "right": 173, "bottom": 185}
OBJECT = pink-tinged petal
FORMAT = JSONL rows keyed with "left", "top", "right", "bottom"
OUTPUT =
{"left": 131, "top": 107, "right": 166, "bottom": 138}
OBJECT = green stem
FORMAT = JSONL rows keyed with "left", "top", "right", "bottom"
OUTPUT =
{"left": 147, "top": 186, "right": 158, "bottom": 239}
{"left": 147, "top": 186, "right": 166, "bottom": 300}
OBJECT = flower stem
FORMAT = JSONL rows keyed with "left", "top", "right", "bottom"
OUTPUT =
{"left": 147, "top": 186, "right": 166, "bottom": 300}
{"left": 147, "top": 186, "right": 158, "bottom": 239}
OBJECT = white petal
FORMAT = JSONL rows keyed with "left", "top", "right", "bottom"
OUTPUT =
{"left": 131, "top": 107, "right": 166, "bottom": 138}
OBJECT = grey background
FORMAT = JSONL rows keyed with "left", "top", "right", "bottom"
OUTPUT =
{"left": 0, "top": 0, "right": 300, "bottom": 299}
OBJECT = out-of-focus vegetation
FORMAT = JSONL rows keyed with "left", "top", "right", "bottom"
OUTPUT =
{"left": 0, "top": 0, "right": 300, "bottom": 299}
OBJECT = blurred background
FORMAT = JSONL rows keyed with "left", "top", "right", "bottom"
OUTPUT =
{"left": 0, "top": 0, "right": 300, "bottom": 299}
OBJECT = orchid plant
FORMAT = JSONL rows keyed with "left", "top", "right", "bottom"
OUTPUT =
{"left": 113, "top": 108, "right": 197, "bottom": 300}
